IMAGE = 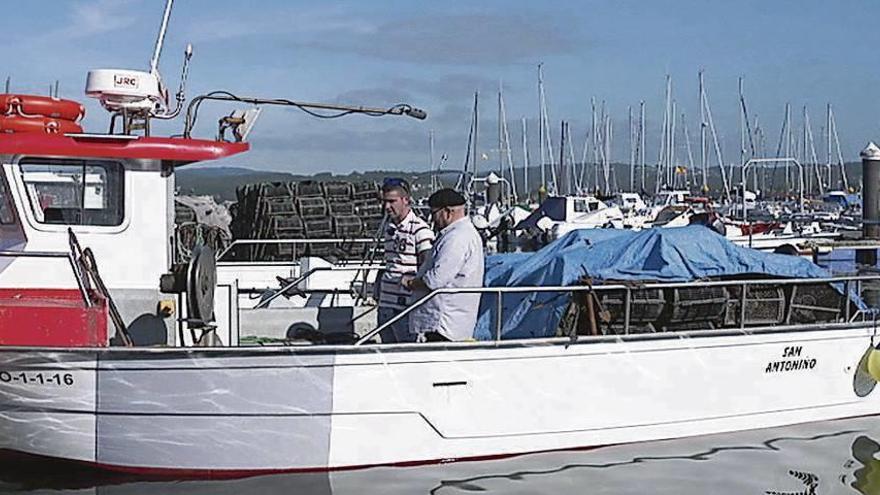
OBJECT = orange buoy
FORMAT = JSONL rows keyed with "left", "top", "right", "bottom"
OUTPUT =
{"left": 0, "top": 94, "right": 85, "bottom": 122}
{"left": 0, "top": 115, "right": 83, "bottom": 135}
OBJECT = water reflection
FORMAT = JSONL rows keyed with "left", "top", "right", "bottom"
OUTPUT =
{"left": 3, "top": 416, "right": 880, "bottom": 494}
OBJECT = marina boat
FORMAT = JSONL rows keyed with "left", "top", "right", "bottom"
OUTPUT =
{"left": 2, "top": 1, "right": 880, "bottom": 478}
{"left": 514, "top": 193, "right": 655, "bottom": 241}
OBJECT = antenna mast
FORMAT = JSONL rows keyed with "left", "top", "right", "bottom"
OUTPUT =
{"left": 150, "top": 0, "right": 175, "bottom": 75}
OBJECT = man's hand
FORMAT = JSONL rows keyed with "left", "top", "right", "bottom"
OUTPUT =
{"left": 400, "top": 274, "right": 416, "bottom": 290}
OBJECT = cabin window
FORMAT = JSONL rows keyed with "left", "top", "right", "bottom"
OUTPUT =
{"left": 19, "top": 159, "right": 124, "bottom": 227}
{"left": 573, "top": 199, "right": 588, "bottom": 213}
{"left": 0, "top": 173, "right": 14, "bottom": 224}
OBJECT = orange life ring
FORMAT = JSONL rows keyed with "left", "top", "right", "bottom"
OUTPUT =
{"left": 0, "top": 115, "right": 83, "bottom": 135}
{"left": 0, "top": 94, "right": 85, "bottom": 122}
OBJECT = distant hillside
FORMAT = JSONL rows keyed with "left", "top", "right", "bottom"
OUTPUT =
{"left": 177, "top": 162, "right": 862, "bottom": 203}
{"left": 176, "top": 167, "right": 447, "bottom": 202}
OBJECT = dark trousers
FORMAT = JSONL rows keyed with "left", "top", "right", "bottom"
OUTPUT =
{"left": 423, "top": 332, "right": 450, "bottom": 342}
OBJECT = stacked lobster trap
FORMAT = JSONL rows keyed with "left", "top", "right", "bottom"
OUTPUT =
{"left": 560, "top": 277, "right": 853, "bottom": 336}
{"left": 227, "top": 180, "right": 384, "bottom": 261}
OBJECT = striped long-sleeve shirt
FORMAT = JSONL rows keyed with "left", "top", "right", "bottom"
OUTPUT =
{"left": 379, "top": 210, "right": 434, "bottom": 310}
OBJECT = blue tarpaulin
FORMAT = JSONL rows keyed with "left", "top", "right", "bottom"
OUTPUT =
{"left": 473, "top": 225, "right": 831, "bottom": 340}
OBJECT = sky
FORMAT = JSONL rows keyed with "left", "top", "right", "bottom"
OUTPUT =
{"left": 2, "top": 0, "right": 879, "bottom": 175}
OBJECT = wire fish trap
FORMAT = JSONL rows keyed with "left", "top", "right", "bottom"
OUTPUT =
{"left": 261, "top": 181, "right": 293, "bottom": 198}
{"left": 296, "top": 197, "right": 329, "bottom": 218}
{"left": 646, "top": 286, "right": 726, "bottom": 331}
{"left": 333, "top": 216, "right": 363, "bottom": 237}
{"left": 595, "top": 287, "right": 665, "bottom": 333}
{"left": 352, "top": 181, "right": 380, "bottom": 201}
{"left": 355, "top": 203, "right": 383, "bottom": 217}
{"left": 724, "top": 284, "right": 786, "bottom": 327}
{"left": 271, "top": 214, "right": 304, "bottom": 233}
{"left": 262, "top": 198, "right": 295, "bottom": 215}
{"left": 323, "top": 181, "right": 353, "bottom": 199}
{"left": 294, "top": 180, "right": 324, "bottom": 198}
{"left": 328, "top": 201, "right": 355, "bottom": 216}
{"left": 303, "top": 217, "right": 332, "bottom": 237}
{"left": 788, "top": 282, "right": 845, "bottom": 324}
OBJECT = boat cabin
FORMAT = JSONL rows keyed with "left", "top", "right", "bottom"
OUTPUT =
{"left": 652, "top": 190, "right": 690, "bottom": 207}
{"left": 0, "top": 129, "right": 246, "bottom": 345}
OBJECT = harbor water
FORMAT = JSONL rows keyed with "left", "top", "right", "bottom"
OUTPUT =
{"left": 3, "top": 416, "right": 880, "bottom": 494}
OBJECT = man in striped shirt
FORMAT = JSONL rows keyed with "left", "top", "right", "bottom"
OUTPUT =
{"left": 377, "top": 178, "right": 434, "bottom": 343}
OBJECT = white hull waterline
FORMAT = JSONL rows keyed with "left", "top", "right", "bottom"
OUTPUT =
{"left": 1, "top": 322, "right": 877, "bottom": 474}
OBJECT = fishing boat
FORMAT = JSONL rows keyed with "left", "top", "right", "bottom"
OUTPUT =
{"left": 2, "top": 0, "right": 880, "bottom": 478}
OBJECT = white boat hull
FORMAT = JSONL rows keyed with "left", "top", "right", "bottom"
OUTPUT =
{"left": 0, "top": 324, "right": 877, "bottom": 475}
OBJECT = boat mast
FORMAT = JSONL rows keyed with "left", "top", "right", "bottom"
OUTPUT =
{"left": 828, "top": 105, "right": 848, "bottom": 190}
{"left": 559, "top": 121, "right": 568, "bottom": 195}
{"left": 784, "top": 102, "right": 800, "bottom": 194}
{"left": 150, "top": 0, "right": 175, "bottom": 76}
{"left": 522, "top": 117, "right": 530, "bottom": 201}
{"left": 605, "top": 111, "right": 614, "bottom": 194}
{"left": 639, "top": 101, "right": 646, "bottom": 192}
{"left": 739, "top": 77, "right": 746, "bottom": 192}
{"left": 699, "top": 74, "right": 730, "bottom": 202}
{"left": 457, "top": 92, "right": 478, "bottom": 192}
{"left": 655, "top": 81, "right": 668, "bottom": 195}
{"left": 429, "top": 129, "right": 439, "bottom": 192}
{"left": 592, "top": 97, "right": 600, "bottom": 193}
{"left": 826, "top": 103, "right": 833, "bottom": 189}
{"left": 538, "top": 66, "right": 545, "bottom": 191}
{"left": 738, "top": 78, "right": 759, "bottom": 195}
{"left": 498, "top": 82, "right": 518, "bottom": 201}
{"left": 669, "top": 99, "right": 676, "bottom": 189}
{"left": 578, "top": 107, "right": 590, "bottom": 193}
{"left": 629, "top": 105, "right": 635, "bottom": 192}
{"left": 567, "top": 121, "right": 579, "bottom": 193}
{"left": 538, "top": 64, "right": 556, "bottom": 195}
{"left": 699, "top": 70, "right": 708, "bottom": 192}
{"left": 473, "top": 92, "right": 479, "bottom": 182}
{"left": 753, "top": 115, "right": 765, "bottom": 194}
{"left": 682, "top": 112, "right": 696, "bottom": 191}
{"left": 803, "top": 106, "right": 824, "bottom": 196}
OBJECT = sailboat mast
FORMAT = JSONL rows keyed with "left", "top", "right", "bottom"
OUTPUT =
{"left": 629, "top": 105, "right": 635, "bottom": 192}
{"left": 699, "top": 70, "right": 708, "bottom": 192}
{"left": 429, "top": 129, "right": 437, "bottom": 191}
{"left": 639, "top": 101, "right": 646, "bottom": 192}
{"left": 559, "top": 121, "right": 567, "bottom": 195}
{"left": 522, "top": 117, "right": 530, "bottom": 201}
{"left": 682, "top": 113, "right": 696, "bottom": 192}
{"left": 499, "top": 85, "right": 518, "bottom": 201}
{"left": 829, "top": 106, "right": 848, "bottom": 190}
{"left": 537, "top": 64, "right": 547, "bottom": 192}
{"left": 473, "top": 91, "right": 479, "bottom": 180}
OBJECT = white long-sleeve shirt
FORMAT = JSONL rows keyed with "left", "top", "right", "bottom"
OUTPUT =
{"left": 410, "top": 217, "right": 484, "bottom": 341}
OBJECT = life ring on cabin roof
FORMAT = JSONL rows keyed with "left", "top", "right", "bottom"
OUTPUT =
{"left": 0, "top": 94, "right": 85, "bottom": 122}
{"left": 0, "top": 115, "right": 83, "bottom": 135}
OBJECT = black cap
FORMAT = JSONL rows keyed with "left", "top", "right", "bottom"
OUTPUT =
{"left": 428, "top": 188, "right": 466, "bottom": 208}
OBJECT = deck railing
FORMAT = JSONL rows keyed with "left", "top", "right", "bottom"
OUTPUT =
{"left": 216, "top": 238, "right": 376, "bottom": 262}
{"left": 355, "top": 274, "right": 880, "bottom": 345}
{"left": 253, "top": 264, "right": 382, "bottom": 309}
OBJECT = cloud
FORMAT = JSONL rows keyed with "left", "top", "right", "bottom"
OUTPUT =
{"left": 44, "top": 0, "right": 141, "bottom": 42}
{"left": 181, "top": 6, "right": 376, "bottom": 44}
{"left": 331, "top": 87, "right": 414, "bottom": 106}
{"left": 392, "top": 73, "right": 518, "bottom": 101}
{"left": 305, "top": 13, "right": 579, "bottom": 65}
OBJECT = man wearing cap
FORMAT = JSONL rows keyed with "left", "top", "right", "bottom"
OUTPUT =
{"left": 402, "top": 188, "right": 484, "bottom": 342}
{"left": 377, "top": 178, "right": 434, "bottom": 343}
